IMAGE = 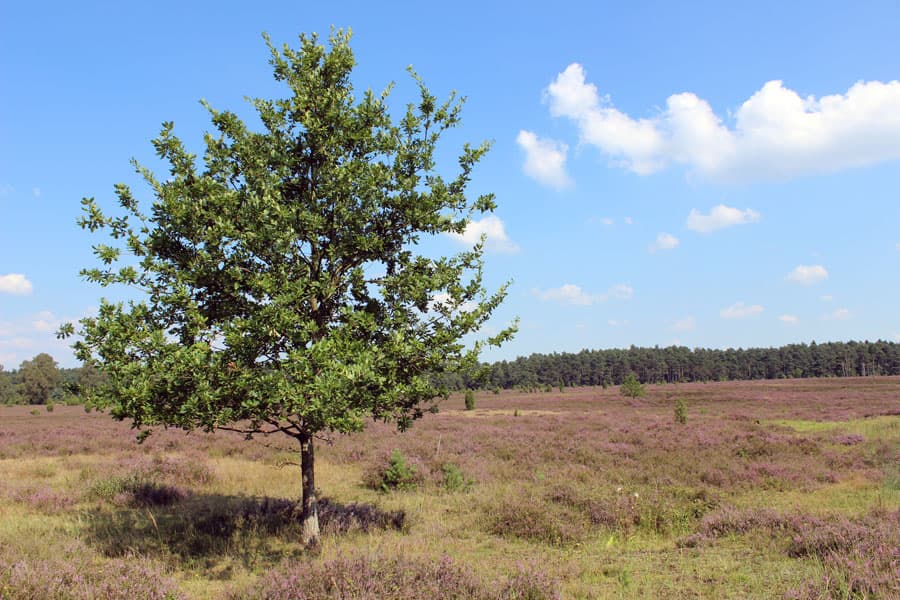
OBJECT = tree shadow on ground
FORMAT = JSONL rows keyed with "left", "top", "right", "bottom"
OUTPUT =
{"left": 79, "top": 491, "right": 406, "bottom": 578}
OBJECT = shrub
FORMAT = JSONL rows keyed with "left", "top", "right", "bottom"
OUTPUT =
{"left": 318, "top": 498, "right": 407, "bottom": 534}
{"left": 45, "top": 402, "right": 54, "bottom": 413}
{"left": 441, "top": 462, "right": 473, "bottom": 492}
{"left": 674, "top": 398, "right": 687, "bottom": 425}
{"left": 486, "top": 498, "right": 584, "bottom": 546}
{"left": 465, "top": 390, "right": 475, "bottom": 411}
{"left": 366, "top": 449, "right": 422, "bottom": 492}
{"left": 619, "top": 373, "right": 645, "bottom": 398}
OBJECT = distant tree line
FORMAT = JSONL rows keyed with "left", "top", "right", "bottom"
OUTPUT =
{"left": 446, "top": 340, "right": 900, "bottom": 390}
{"left": 4, "top": 340, "right": 899, "bottom": 404}
{"left": 0, "top": 353, "right": 104, "bottom": 406}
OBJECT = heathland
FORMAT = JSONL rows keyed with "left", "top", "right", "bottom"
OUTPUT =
{"left": 1, "top": 377, "right": 898, "bottom": 598}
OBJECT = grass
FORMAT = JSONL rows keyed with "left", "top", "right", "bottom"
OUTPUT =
{"left": 1, "top": 377, "right": 898, "bottom": 598}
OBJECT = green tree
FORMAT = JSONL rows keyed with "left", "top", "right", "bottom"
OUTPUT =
{"left": 61, "top": 30, "right": 513, "bottom": 544}
{"left": 619, "top": 372, "right": 645, "bottom": 399}
{"left": 674, "top": 397, "right": 687, "bottom": 425}
{"left": 0, "top": 365, "right": 17, "bottom": 405}
{"left": 19, "top": 353, "right": 61, "bottom": 405}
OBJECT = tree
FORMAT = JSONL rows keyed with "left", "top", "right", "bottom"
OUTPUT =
{"left": 61, "top": 30, "right": 513, "bottom": 544}
{"left": 19, "top": 353, "right": 61, "bottom": 405}
{"left": 0, "top": 365, "right": 17, "bottom": 405}
{"left": 619, "top": 372, "right": 645, "bottom": 399}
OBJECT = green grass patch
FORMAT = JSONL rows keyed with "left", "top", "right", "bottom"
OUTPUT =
{"left": 768, "top": 415, "right": 899, "bottom": 439}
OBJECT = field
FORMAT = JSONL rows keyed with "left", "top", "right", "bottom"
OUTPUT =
{"left": 1, "top": 377, "right": 898, "bottom": 599}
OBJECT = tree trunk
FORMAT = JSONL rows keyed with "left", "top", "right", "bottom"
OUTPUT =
{"left": 299, "top": 431, "right": 319, "bottom": 544}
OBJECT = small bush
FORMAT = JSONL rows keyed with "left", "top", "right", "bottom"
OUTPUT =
{"left": 318, "top": 498, "right": 407, "bottom": 534}
{"left": 45, "top": 402, "right": 54, "bottom": 413}
{"left": 441, "top": 463, "right": 473, "bottom": 492}
{"left": 464, "top": 390, "right": 475, "bottom": 411}
{"left": 486, "top": 498, "right": 584, "bottom": 546}
{"left": 619, "top": 373, "right": 645, "bottom": 398}
{"left": 674, "top": 398, "right": 687, "bottom": 425}
{"left": 366, "top": 449, "right": 422, "bottom": 492}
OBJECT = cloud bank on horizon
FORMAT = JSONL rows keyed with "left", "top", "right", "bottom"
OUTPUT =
{"left": 520, "top": 63, "right": 900, "bottom": 184}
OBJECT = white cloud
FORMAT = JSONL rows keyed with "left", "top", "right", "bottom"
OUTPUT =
{"left": 448, "top": 215, "right": 519, "bottom": 254}
{"left": 533, "top": 284, "right": 596, "bottom": 306}
{"left": 533, "top": 282, "right": 633, "bottom": 306}
{"left": 606, "top": 283, "right": 634, "bottom": 300}
{"left": 671, "top": 316, "right": 696, "bottom": 332}
{"left": 32, "top": 187, "right": 41, "bottom": 199}
{"left": 0, "top": 273, "right": 33, "bottom": 295}
{"left": 821, "top": 294, "right": 834, "bottom": 302}
{"left": 786, "top": 264, "right": 829, "bottom": 285}
{"left": 516, "top": 130, "right": 572, "bottom": 189}
{"left": 0, "top": 184, "right": 13, "bottom": 198}
{"left": 649, "top": 232, "right": 679, "bottom": 253}
{"left": 686, "top": 205, "right": 760, "bottom": 233}
{"left": 543, "top": 64, "right": 900, "bottom": 181}
{"left": 779, "top": 314, "right": 799, "bottom": 324}
{"left": 824, "top": 308, "right": 851, "bottom": 320}
{"left": 607, "top": 319, "right": 630, "bottom": 327}
{"left": 624, "top": 217, "right": 633, "bottom": 225}
{"left": 720, "top": 301, "right": 764, "bottom": 319}
{"left": 895, "top": 242, "right": 900, "bottom": 251}
{"left": 31, "top": 310, "right": 59, "bottom": 333}
{"left": 601, "top": 217, "right": 614, "bottom": 226}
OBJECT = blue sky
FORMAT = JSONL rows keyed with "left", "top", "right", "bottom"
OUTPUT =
{"left": 2, "top": 1, "right": 899, "bottom": 368}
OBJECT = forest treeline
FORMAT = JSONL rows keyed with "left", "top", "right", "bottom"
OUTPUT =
{"left": 3, "top": 340, "right": 899, "bottom": 404}
{"left": 447, "top": 340, "right": 900, "bottom": 390}
{"left": 0, "top": 354, "right": 101, "bottom": 406}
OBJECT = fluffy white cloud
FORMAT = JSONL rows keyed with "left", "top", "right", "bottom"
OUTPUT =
{"left": 671, "top": 316, "right": 696, "bottom": 332}
{"left": 607, "top": 319, "right": 630, "bottom": 327}
{"left": 448, "top": 215, "right": 519, "bottom": 254}
{"left": 649, "top": 232, "right": 679, "bottom": 253}
{"left": 824, "top": 308, "right": 851, "bottom": 320}
{"left": 624, "top": 217, "right": 633, "bottom": 225}
{"left": 687, "top": 205, "right": 760, "bottom": 233}
{"left": 786, "top": 264, "right": 829, "bottom": 285}
{"left": 533, "top": 283, "right": 633, "bottom": 306}
{"left": 601, "top": 217, "right": 614, "bottom": 226}
{"left": 0, "top": 273, "right": 33, "bottom": 295}
{"left": 779, "top": 314, "right": 799, "bottom": 324}
{"left": 720, "top": 301, "right": 764, "bottom": 319}
{"left": 516, "top": 130, "right": 572, "bottom": 188}
{"left": 533, "top": 284, "right": 596, "bottom": 306}
{"left": 543, "top": 64, "right": 900, "bottom": 181}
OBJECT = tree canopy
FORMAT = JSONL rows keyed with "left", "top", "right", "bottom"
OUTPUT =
{"left": 19, "top": 353, "right": 61, "bottom": 405}
{"left": 61, "top": 29, "right": 513, "bottom": 542}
